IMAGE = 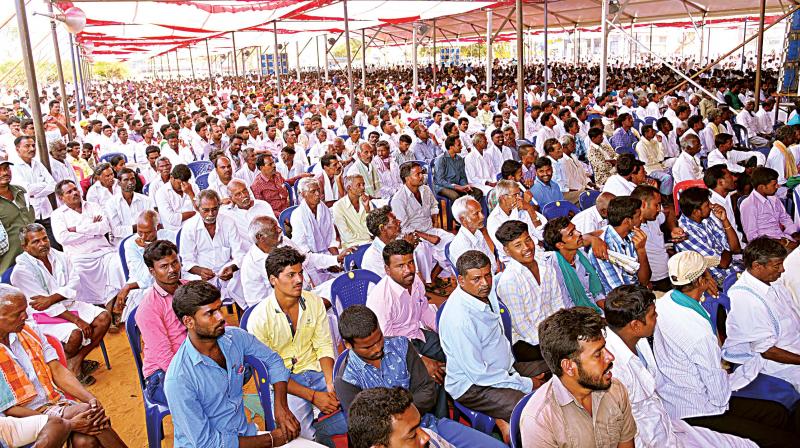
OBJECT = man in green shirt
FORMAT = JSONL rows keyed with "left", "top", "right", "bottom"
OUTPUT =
{"left": 0, "top": 153, "right": 34, "bottom": 272}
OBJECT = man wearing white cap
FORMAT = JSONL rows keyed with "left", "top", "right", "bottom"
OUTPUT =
{"left": 653, "top": 250, "right": 798, "bottom": 447}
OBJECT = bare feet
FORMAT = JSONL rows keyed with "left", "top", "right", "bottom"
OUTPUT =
{"left": 496, "top": 418, "right": 511, "bottom": 444}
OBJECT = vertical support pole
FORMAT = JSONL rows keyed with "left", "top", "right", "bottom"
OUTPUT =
{"left": 486, "top": 10, "right": 493, "bottom": 90}
{"left": 741, "top": 19, "right": 748, "bottom": 71}
{"left": 573, "top": 25, "right": 578, "bottom": 64}
{"left": 543, "top": 0, "right": 549, "bottom": 92}
{"left": 175, "top": 50, "right": 181, "bottom": 79}
{"left": 166, "top": 53, "right": 171, "bottom": 79}
{"left": 76, "top": 45, "right": 86, "bottom": 96}
{"left": 69, "top": 34, "right": 81, "bottom": 120}
{"left": 629, "top": 18, "right": 635, "bottom": 66}
{"left": 48, "top": 1, "right": 71, "bottom": 141}
{"left": 316, "top": 36, "right": 321, "bottom": 80}
{"left": 343, "top": 0, "right": 355, "bottom": 107}
{"left": 324, "top": 34, "right": 329, "bottom": 81}
{"left": 754, "top": 0, "right": 766, "bottom": 111}
{"left": 649, "top": 24, "right": 653, "bottom": 63}
{"left": 412, "top": 24, "right": 418, "bottom": 94}
{"left": 188, "top": 46, "right": 195, "bottom": 79}
{"left": 361, "top": 29, "right": 366, "bottom": 90}
{"left": 273, "top": 21, "right": 282, "bottom": 103}
{"left": 577, "top": 28, "right": 581, "bottom": 63}
{"left": 296, "top": 41, "right": 301, "bottom": 82}
{"left": 205, "top": 39, "right": 214, "bottom": 95}
{"left": 433, "top": 19, "right": 437, "bottom": 88}
{"left": 15, "top": 0, "right": 50, "bottom": 173}
{"left": 231, "top": 32, "right": 239, "bottom": 78}
{"left": 516, "top": 0, "right": 524, "bottom": 138}
{"left": 699, "top": 14, "right": 706, "bottom": 63}
{"left": 599, "top": 0, "right": 609, "bottom": 92}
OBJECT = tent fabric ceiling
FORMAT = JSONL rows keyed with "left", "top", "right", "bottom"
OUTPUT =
{"left": 59, "top": 0, "right": 793, "bottom": 61}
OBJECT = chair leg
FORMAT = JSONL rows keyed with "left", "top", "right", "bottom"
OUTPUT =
{"left": 146, "top": 410, "right": 163, "bottom": 448}
{"left": 100, "top": 340, "right": 111, "bottom": 370}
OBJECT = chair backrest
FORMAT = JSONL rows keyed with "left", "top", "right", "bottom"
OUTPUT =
{"left": 239, "top": 305, "right": 255, "bottom": 331}
{"left": 444, "top": 242, "right": 458, "bottom": 276}
{"left": 587, "top": 113, "right": 602, "bottom": 122}
{"left": 285, "top": 182, "right": 295, "bottom": 207}
{"left": 187, "top": 161, "right": 214, "bottom": 177}
{"left": 306, "top": 164, "right": 317, "bottom": 174}
{"left": 195, "top": 173, "right": 210, "bottom": 190}
{"left": 142, "top": 183, "right": 151, "bottom": 196}
{"left": 672, "top": 179, "right": 707, "bottom": 215}
{"left": 334, "top": 348, "right": 350, "bottom": 380}
{"left": 99, "top": 152, "right": 127, "bottom": 164}
{"left": 243, "top": 355, "right": 276, "bottom": 431}
{"left": 124, "top": 307, "right": 147, "bottom": 390}
{"left": 343, "top": 243, "right": 370, "bottom": 271}
{"left": 176, "top": 229, "right": 183, "bottom": 252}
{"left": 579, "top": 189, "right": 601, "bottom": 211}
{"left": 119, "top": 234, "right": 134, "bottom": 280}
{"left": 278, "top": 205, "right": 298, "bottom": 236}
{"left": 498, "top": 300, "right": 513, "bottom": 343}
{"left": 330, "top": 269, "right": 382, "bottom": 315}
{"left": 510, "top": 392, "right": 534, "bottom": 448}
{"left": 1, "top": 266, "right": 13, "bottom": 285}
{"left": 644, "top": 116, "right": 657, "bottom": 126}
{"left": 541, "top": 200, "right": 580, "bottom": 220}
{"left": 722, "top": 271, "right": 740, "bottom": 295}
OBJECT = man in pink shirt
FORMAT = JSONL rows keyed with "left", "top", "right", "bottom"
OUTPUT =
{"left": 740, "top": 167, "right": 800, "bottom": 249}
{"left": 365, "top": 239, "right": 445, "bottom": 384}
{"left": 135, "top": 240, "right": 187, "bottom": 405}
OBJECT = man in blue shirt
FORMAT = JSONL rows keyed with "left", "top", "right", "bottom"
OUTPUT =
{"left": 609, "top": 113, "right": 639, "bottom": 155}
{"left": 410, "top": 125, "right": 441, "bottom": 164}
{"left": 164, "top": 281, "right": 304, "bottom": 447}
{"left": 433, "top": 136, "right": 483, "bottom": 203}
{"left": 530, "top": 157, "right": 564, "bottom": 206}
{"left": 334, "top": 305, "right": 506, "bottom": 448}
{"left": 439, "top": 250, "right": 545, "bottom": 442}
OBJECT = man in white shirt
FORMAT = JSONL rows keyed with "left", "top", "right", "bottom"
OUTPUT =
{"left": 206, "top": 155, "right": 237, "bottom": 204}
{"left": 737, "top": 100, "right": 770, "bottom": 147}
{"left": 449, "top": 196, "right": 497, "bottom": 273}
{"left": 114, "top": 128, "right": 137, "bottom": 162}
{"left": 602, "top": 154, "right": 645, "bottom": 197}
{"left": 50, "top": 180, "right": 124, "bottom": 323}
{"left": 12, "top": 222, "right": 111, "bottom": 380}
{"left": 705, "top": 164, "right": 745, "bottom": 246}
{"left": 724, "top": 237, "right": 800, "bottom": 393}
{"left": 534, "top": 113, "right": 559, "bottom": 156}
{"left": 222, "top": 179, "right": 275, "bottom": 245}
{"left": 290, "top": 177, "right": 340, "bottom": 285}
{"left": 632, "top": 185, "right": 682, "bottom": 291}
{"left": 571, "top": 192, "right": 614, "bottom": 236}
{"left": 486, "top": 180, "right": 546, "bottom": 264}
{"left": 104, "top": 167, "right": 153, "bottom": 247}
{"left": 604, "top": 284, "right": 756, "bottom": 448}
{"left": 233, "top": 146, "right": 258, "bottom": 186}
{"left": 154, "top": 164, "right": 198, "bottom": 232}
{"left": 11, "top": 135, "right": 55, "bottom": 239}
{"left": 85, "top": 162, "right": 120, "bottom": 206}
{"left": 654, "top": 251, "right": 795, "bottom": 447}
{"left": 179, "top": 189, "right": 246, "bottom": 308}
{"left": 766, "top": 126, "right": 796, "bottom": 199}
{"left": 464, "top": 134, "right": 497, "bottom": 194}
{"left": 672, "top": 134, "right": 704, "bottom": 184}
{"left": 47, "top": 140, "right": 78, "bottom": 187}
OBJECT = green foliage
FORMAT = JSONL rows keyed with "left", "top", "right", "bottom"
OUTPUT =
{"left": 0, "top": 60, "right": 73, "bottom": 87}
{"left": 91, "top": 61, "right": 129, "bottom": 80}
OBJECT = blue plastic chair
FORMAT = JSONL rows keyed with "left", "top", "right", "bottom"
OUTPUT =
{"left": 119, "top": 234, "right": 134, "bottom": 280}
{"left": 99, "top": 152, "right": 127, "bottom": 164}
{"left": 142, "top": 183, "right": 151, "bottom": 196}
{"left": 541, "top": 200, "right": 580, "bottom": 220}
{"left": 239, "top": 305, "right": 255, "bottom": 331}
{"left": 187, "top": 161, "right": 213, "bottom": 177}
{"left": 125, "top": 308, "right": 171, "bottom": 448}
{"left": 633, "top": 118, "right": 645, "bottom": 133}
{"left": 733, "top": 373, "right": 800, "bottom": 410}
{"left": 195, "top": 173, "right": 210, "bottom": 190}
{"left": 578, "top": 190, "right": 601, "bottom": 211}
{"left": 510, "top": 392, "right": 534, "bottom": 448}
{"left": 243, "top": 355, "right": 277, "bottom": 431}
{"left": 587, "top": 113, "right": 602, "bottom": 122}
{"left": 343, "top": 243, "right": 370, "bottom": 271}
{"left": 334, "top": 348, "right": 350, "bottom": 379}
{"left": 3, "top": 266, "right": 110, "bottom": 370}
{"left": 306, "top": 164, "right": 317, "bottom": 173}
{"left": 330, "top": 269, "right": 381, "bottom": 316}
{"left": 278, "top": 205, "right": 298, "bottom": 236}
{"left": 285, "top": 182, "right": 295, "bottom": 207}
{"left": 176, "top": 229, "right": 182, "bottom": 252}
{"left": 444, "top": 241, "right": 458, "bottom": 276}
{"left": 644, "top": 117, "right": 657, "bottom": 127}
{"left": 428, "top": 160, "right": 454, "bottom": 230}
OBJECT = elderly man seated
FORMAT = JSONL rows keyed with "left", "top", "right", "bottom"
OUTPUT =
{"left": 449, "top": 195, "right": 497, "bottom": 273}
{"left": 11, "top": 223, "right": 111, "bottom": 385}
{"left": 179, "top": 190, "right": 246, "bottom": 308}
{"left": 0, "top": 285, "right": 126, "bottom": 448}
{"left": 331, "top": 174, "right": 372, "bottom": 250}
{"left": 206, "top": 154, "right": 236, "bottom": 204}
{"left": 346, "top": 142, "right": 382, "bottom": 199}
{"left": 153, "top": 164, "right": 198, "bottom": 232}
{"left": 50, "top": 180, "right": 125, "bottom": 329}
{"left": 222, "top": 179, "right": 275, "bottom": 246}
{"left": 487, "top": 179, "right": 547, "bottom": 264}
{"left": 104, "top": 167, "right": 153, "bottom": 247}
{"left": 290, "top": 177, "right": 344, "bottom": 285}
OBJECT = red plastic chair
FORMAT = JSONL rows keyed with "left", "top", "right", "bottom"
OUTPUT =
{"left": 673, "top": 179, "right": 707, "bottom": 215}
{"left": 44, "top": 334, "right": 74, "bottom": 400}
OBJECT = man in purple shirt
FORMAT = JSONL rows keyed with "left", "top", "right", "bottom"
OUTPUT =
{"left": 740, "top": 167, "right": 800, "bottom": 250}
{"left": 135, "top": 240, "right": 187, "bottom": 405}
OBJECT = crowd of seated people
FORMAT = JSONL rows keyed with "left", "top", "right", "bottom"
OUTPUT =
{"left": 4, "top": 54, "right": 800, "bottom": 447}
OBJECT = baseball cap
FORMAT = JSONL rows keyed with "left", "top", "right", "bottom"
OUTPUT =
{"left": 667, "top": 251, "right": 719, "bottom": 286}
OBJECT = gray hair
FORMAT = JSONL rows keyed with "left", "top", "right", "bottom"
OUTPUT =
{"left": 248, "top": 215, "right": 280, "bottom": 242}
{"left": 156, "top": 155, "right": 171, "bottom": 165}
{"left": 226, "top": 178, "right": 247, "bottom": 194}
{"left": 559, "top": 134, "right": 575, "bottom": 146}
{"left": 452, "top": 195, "right": 479, "bottom": 225}
{"left": 194, "top": 189, "right": 220, "bottom": 207}
{"left": 494, "top": 179, "right": 519, "bottom": 198}
{"left": 472, "top": 133, "right": 487, "bottom": 147}
{"left": 0, "top": 285, "right": 25, "bottom": 308}
{"left": 297, "top": 176, "right": 319, "bottom": 195}
{"left": 343, "top": 173, "right": 364, "bottom": 190}
{"left": 241, "top": 146, "right": 256, "bottom": 156}
{"left": 706, "top": 108, "right": 720, "bottom": 121}
{"left": 18, "top": 223, "right": 46, "bottom": 244}
{"left": 137, "top": 209, "right": 160, "bottom": 227}
{"left": 679, "top": 134, "right": 700, "bottom": 151}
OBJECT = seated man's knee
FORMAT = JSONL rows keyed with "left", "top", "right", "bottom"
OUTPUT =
{"left": 70, "top": 433, "right": 101, "bottom": 448}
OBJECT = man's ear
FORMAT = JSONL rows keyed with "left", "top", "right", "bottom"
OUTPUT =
{"left": 560, "top": 358, "right": 577, "bottom": 378}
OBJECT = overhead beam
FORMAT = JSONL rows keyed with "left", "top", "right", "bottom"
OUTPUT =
{"left": 492, "top": 7, "right": 516, "bottom": 43}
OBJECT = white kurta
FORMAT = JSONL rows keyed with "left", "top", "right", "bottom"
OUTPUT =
{"left": 390, "top": 185, "right": 454, "bottom": 274}
{"left": 11, "top": 251, "right": 104, "bottom": 344}
{"left": 723, "top": 271, "right": 800, "bottom": 392}
{"left": 154, "top": 181, "right": 198, "bottom": 231}
{"left": 104, "top": 192, "right": 154, "bottom": 246}
{"left": 179, "top": 213, "right": 246, "bottom": 307}
{"left": 50, "top": 202, "right": 123, "bottom": 305}
{"left": 606, "top": 329, "right": 756, "bottom": 448}
{"left": 221, "top": 200, "right": 276, "bottom": 247}
{"left": 85, "top": 181, "right": 121, "bottom": 206}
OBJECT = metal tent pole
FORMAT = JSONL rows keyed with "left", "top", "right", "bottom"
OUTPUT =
{"left": 599, "top": 0, "right": 609, "bottom": 92}
{"left": 486, "top": 10, "right": 493, "bottom": 90}
{"left": 316, "top": 36, "right": 321, "bottom": 80}
{"left": 343, "top": 0, "right": 355, "bottom": 106}
{"left": 516, "top": 0, "right": 524, "bottom": 137}
{"left": 412, "top": 24, "right": 418, "bottom": 94}
{"left": 741, "top": 19, "right": 748, "bottom": 71}
{"left": 544, "top": 0, "right": 549, "bottom": 92}
{"left": 68, "top": 33, "right": 81, "bottom": 121}
{"left": 273, "top": 21, "right": 282, "bottom": 102}
{"left": 188, "top": 46, "right": 195, "bottom": 79}
{"left": 15, "top": 0, "right": 51, "bottom": 174}
{"left": 433, "top": 19, "right": 437, "bottom": 88}
{"left": 361, "top": 29, "right": 366, "bottom": 90}
{"left": 205, "top": 39, "right": 214, "bottom": 94}
{"left": 754, "top": 0, "right": 766, "bottom": 111}
{"left": 232, "top": 32, "right": 239, "bottom": 78}
{"left": 166, "top": 53, "right": 171, "bottom": 79}
{"left": 324, "top": 33, "right": 329, "bottom": 81}
{"left": 175, "top": 50, "right": 181, "bottom": 79}
{"left": 76, "top": 43, "right": 86, "bottom": 97}
{"left": 47, "top": 1, "right": 71, "bottom": 141}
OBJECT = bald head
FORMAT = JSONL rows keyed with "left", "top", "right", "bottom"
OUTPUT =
{"left": 249, "top": 215, "right": 281, "bottom": 250}
{"left": 137, "top": 209, "right": 160, "bottom": 227}
{"left": 0, "top": 285, "right": 27, "bottom": 335}
{"left": 595, "top": 192, "right": 616, "bottom": 218}
{"left": 0, "top": 285, "right": 24, "bottom": 309}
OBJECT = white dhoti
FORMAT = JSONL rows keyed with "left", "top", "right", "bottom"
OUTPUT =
{"left": 31, "top": 300, "right": 105, "bottom": 344}
{"left": 424, "top": 228, "right": 455, "bottom": 278}
{"left": 72, "top": 250, "right": 124, "bottom": 305}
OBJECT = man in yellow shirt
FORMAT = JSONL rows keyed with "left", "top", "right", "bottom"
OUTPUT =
{"left": 245, "top": 246, "right": 346, "bottom": 447}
